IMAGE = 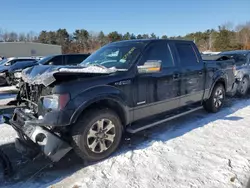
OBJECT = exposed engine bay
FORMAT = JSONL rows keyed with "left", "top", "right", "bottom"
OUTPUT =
{"left": 10, "top": 82, "right": 72, "bottom": 162}
{"left": 17, "top": 82, "right": 52, "bottom": 114}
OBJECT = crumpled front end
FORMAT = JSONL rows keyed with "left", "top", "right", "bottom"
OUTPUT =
{"left": 9, "top": 108, "right": 72, "bottom": 162}
{"left": 9, "top": 81, "right": 73, "bottom": 162}
{"left": 21, "top": 64, "right": 116, "bottom": 87}
{"left": 9, "top": 64, "right": 117, "bottom": 162}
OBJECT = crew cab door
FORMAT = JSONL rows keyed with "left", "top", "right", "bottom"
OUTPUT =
{"left": 174, "top": 42, "right": 205, "bottom": 106}
{"left": 133, "top": 40, "right": 181, "bottom": 121}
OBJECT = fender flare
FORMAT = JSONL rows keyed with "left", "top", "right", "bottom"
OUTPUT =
{"left": 69, "top": 86, "right": 130, "bottom": 125}
{"left": 207, "top": 75, "right": 227, "bottom": 99}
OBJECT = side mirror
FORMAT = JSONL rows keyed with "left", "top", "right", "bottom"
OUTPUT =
{"left": 137, "top": 60, "right": 162, "bottom": 74}
{"left": 4, "top": 62, "right": 11, "bottom": 66}
{"left": 48, "top": 62, "right": 53, "bottom": 65}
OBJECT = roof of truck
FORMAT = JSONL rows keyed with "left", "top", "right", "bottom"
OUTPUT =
{"left": 112, "top": 39, "right": 194, "bottom": 45}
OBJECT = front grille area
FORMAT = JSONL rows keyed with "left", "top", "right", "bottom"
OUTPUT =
{"left": 20, "top": 83, "right": 53, "bottom": 114}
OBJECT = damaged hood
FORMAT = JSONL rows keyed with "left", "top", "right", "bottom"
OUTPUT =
{"left": 22, "top": 64, "right": 118, "bottom": 86}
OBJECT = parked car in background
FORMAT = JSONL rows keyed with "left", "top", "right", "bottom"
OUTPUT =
{"left": 8, "top": 39, "right": 236, "bottom": 163}
{"left": 202, "top": 50, "right": 250, "bottom": 96}
{"left": 5, "top": 54, "right": 90, "bottom": 87}
{"left": 0, "top": 57, "right": 40, "bottom": 86}
{"left": 6, "top": 60, "right": 39, "bottom": 86}
{"left": 219, "top": 50, "right": 250, "bottom": 96}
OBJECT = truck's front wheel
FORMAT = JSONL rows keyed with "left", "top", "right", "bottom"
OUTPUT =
{"left": 203, "top": 83, "right": 225, "bottom": 113}
{"left": 71, "top": 109, "right": 123, "bottom": 162}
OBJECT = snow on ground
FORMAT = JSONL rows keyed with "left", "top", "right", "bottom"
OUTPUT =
{"left": 1, "top": 93, "right": 250, "bottom": 187}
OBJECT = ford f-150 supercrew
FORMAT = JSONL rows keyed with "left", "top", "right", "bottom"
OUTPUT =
{"left": 7, "top": 39, "right": 237, "bottom": 162}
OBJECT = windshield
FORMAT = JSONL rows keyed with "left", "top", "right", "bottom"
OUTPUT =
{"left": 80, "top": 42, "right": 143, "bottom": 69}
{"left": 36, "top": 55, "right": 53, "bottom": 65}
{"left": 0, "top": 59, "right": 9, "bottom": 65}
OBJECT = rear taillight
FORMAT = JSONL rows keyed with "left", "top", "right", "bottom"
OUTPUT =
{"left": 232, "top": 65, "right": 237, "bottom": 77}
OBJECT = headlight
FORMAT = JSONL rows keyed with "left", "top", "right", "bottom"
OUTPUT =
{"left": 14, "top": 72, "right": 22, "bottom": 78}
{"left": 41, "top": 94, "right": 70, "bottom": 110}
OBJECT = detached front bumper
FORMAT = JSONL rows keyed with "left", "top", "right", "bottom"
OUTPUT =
{"left": 9, "top": 108, "right": 72, "bottom": 162}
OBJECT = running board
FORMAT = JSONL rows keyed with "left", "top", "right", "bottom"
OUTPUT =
{"left": 126, "top": 106, "right": 203, "bottom": 134}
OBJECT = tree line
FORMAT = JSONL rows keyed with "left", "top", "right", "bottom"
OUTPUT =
{"left": 0, "top": 21, "right": 250, "bottom": 53}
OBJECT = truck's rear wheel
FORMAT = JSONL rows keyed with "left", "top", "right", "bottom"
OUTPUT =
{"left": 237, "top": 76, "right": 249, "bottom": 97}
{"left": 71, "top": 109, "right": 123, "bottom": 162}
{"left": 203, "top": 83, "right": 225, "bottom": 113}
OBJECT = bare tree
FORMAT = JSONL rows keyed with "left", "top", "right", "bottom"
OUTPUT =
{"left": 18, "top": 33, "right": 26, "bottom": 41}
{"left": 2, "top": 30, "right": 9, "bottom": 42}
{"left": 25, "top": 31, "right": 37, "bottom": 42}
{"left": 8, "top": 32, "right": 18, "bottom": 42}
{"left": 0, "top": 28, "right": 3, "bottom": 41}
{"left": 235, "top": 23, "right": 250, "bottom": 49}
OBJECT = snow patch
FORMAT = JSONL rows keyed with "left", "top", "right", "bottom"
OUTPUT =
{"left": 1, "top": 97, "right": 250, "bottom": 187}
{"left": 58, "top": 65, "right": 116, "bottom": 74}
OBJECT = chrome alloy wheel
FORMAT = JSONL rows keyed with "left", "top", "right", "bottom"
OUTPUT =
{"left": 87, "top": 119, "right": 116, "bottom": 153}
{"left": 239, "top": 77, "right": 249, "bottom": 94}
{"left": 213, "top": 87, "right": 224, "bottom": 108}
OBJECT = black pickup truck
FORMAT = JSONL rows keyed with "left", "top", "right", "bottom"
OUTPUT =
{"left": 8, "top": 39, "right": 236, "bottom": 162}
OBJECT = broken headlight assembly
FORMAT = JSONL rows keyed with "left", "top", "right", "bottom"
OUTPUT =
{"left": 14, "top": 71, "right": 22, "bottom": 78}
{"left": 41, "top": 94, "right": 70, "bottom": 110}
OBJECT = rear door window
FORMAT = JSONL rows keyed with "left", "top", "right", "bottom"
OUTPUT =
{"left": 141, "top": 41, "right": 174, "bottom": 68}
{"left": 175, "top": 43, "right": 199, "bottom": 66}
{"left": 65, "top": 55, "right": 89, "bottom": 65}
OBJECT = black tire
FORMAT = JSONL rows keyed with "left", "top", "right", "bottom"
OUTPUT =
{"left": 71, "top": 109, "right": 123, "bottom": 162}
{"left": 0, "top": 149, "right": 13, "bottom": 179}
{"left": 203, "top": 83, "right": 225, "bottom": 113}
{"left": 237, "top": 76, "right": 249, "bottom": 97}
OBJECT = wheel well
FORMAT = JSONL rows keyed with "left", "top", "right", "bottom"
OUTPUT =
{"left": 215, "top": 78, "right": 226, "bottom": 89}
{"left": 243, "top": 74, "right": 249, "bottom": 80}
{"left": 79, "top": 99, "right": 127, "bottom": 126}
